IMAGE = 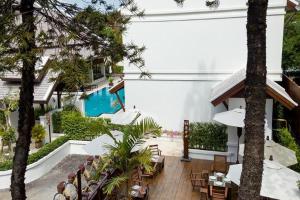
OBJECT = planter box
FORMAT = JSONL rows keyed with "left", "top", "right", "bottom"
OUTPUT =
{"left": 189, "top": 149, "right": 234, "bottom": 162}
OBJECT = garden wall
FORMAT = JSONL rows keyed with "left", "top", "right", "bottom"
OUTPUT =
{"left": 0, "top": 140, "right": 89, "bottom": 189}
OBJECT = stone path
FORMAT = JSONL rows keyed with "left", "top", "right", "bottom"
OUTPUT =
{"left": 0, "top": 155, "right": 87, "bottom": 200}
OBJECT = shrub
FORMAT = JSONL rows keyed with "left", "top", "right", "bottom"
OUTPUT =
{"left": 31, "top": 124, "right": 46, "bottom": 143}
{"left": 113, "top": 65, "right": 123, "bottom": 74}
{"left": 0, "top": 110, "right": 6, "bottom": 125}
{"left": 0, "top": 126, "right": 16, "bottom": 144}
{"left": 61, "top": 111, "right": 88, "bottom": 135}
{"left": 189, "top": 122, "right": 227, "bottom": 152}
{"left": 52, "top": 111, "right": 62, "bottom": 133}
{"left": 61, "top": 111, "right": 109, "bottom": 140}
{"left": 0, "top": 135, "right": 70, "bottom": 171}
{"left": 63, "top": 104, "right": 79, "bottom": 112}
{"left": 274, "top": 128, "right": 300, "bottom": 172}
{"left": 27, "top": 135, "right": 70, "bottom": 164}
{"left": 34, "top": 105, "right": 54, "bottom": 120}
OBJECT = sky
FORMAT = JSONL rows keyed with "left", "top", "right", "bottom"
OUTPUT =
{"left": 64, "top": 0, "right": 119, "bottom": 8}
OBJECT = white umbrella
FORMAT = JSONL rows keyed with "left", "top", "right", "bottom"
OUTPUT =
{"left": 111, "top": 109, "right": 140, "bottom": 125}
{"left": 213, "top": 108, "right": 271, "bottom": 164}
{"left": 83, "top": 130, "right": 123, "bottom": 155}
{"left": 226, "top": 160, "right": 300, "bottom": 200}
{"left": 239, "top": 140, "right": 297, "bottom": 167}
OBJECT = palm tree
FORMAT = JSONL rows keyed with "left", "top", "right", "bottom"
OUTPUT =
{"left": 101, "top": 117, "right": 162, "bottom": 199}
{"left": 239, "top": 1, "right": 268, "bottom": 200}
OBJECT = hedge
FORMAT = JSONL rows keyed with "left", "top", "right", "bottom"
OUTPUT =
{"left": 274, "top": 128, "right": 300, "bottom": 172}
{"left": 0, "top": 135, "right": 69, "bottom": 171}
{"left": 52, "top": 111, "right": 62, "bottom": 133}
{"left": 0, "top": 111, "right": 124, "bottom": 171}
{"left": 189, "top": 122, "right": 227, "bottom": 152}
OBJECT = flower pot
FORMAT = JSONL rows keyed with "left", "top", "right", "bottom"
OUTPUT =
{"left": 35, "top": 141, "right": 43, "bottom": 149}
{"left": 109, "top": 82, "right": 114, "bottom": 86}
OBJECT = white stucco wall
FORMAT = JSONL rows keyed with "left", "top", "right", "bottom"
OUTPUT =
{"left": 123, "top": 0, "right": 286, "bottom": 131}
{"left": 125, "top": 80, "right": 226, "bottom": 130}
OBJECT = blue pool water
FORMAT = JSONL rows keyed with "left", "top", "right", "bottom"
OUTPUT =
{"left": 84, "top": 87, "right": 125, "bottom": 117}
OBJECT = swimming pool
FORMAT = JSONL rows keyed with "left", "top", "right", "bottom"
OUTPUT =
{"left": 84, "top": 87, "right": 125, "bottom": 117}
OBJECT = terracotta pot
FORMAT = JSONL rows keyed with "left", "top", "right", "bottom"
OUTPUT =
{"left": 35, "top": 141, "right": 43, "bottom": 149}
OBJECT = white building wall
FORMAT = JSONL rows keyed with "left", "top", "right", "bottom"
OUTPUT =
{"left": 125, "top": 80, "right": 226, "bottom": 131}
{"left": 123, "top": 0, "right": 286, "bottom": 131}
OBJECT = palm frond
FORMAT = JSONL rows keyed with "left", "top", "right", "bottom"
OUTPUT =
{"left": 136, "top": 117, "right": 162, "bottom": 137}
{"left": 104, "top": 174, "right": 128, "bottom": 195}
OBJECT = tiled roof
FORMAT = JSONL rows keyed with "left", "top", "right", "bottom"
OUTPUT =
{"left": 0, "top": 70, "right": 57, "bottom": 103}
{"left": 211, "top": 68, "right": 298, "bottom": 109}
{"left": 1, "top": 56, "right": 50, "bottom": 82}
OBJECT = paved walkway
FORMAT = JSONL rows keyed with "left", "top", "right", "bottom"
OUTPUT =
{"left": 145, "top": 135, "right": 183, "bottom": 157}
{"left": 0, "top": 155, "right": 87, "bottom": 200}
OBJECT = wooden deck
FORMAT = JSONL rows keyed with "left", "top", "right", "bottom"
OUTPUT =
{"left": 148, "top": 156, "right": 212, "bottom": 200}
{"left": 148, "top": 156, "right": 238, "bottom": 200}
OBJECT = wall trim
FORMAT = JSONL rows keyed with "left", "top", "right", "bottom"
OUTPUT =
{"left": 124, "top": 5, "right": 285, "bottom": 22}
{"left": 124, "top": 70, "right": 282, "bottom": 81}
{"left": 189, "top": 148, "right": 234, "bottom": 162}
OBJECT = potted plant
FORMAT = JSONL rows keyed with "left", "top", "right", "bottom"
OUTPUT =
{"left": 0, "top": 126, "right": 16, "bottom": 154}
{"left": 31, "top": 124, "right": 46, "bottom": 148}
{"left": 108, "top": 77, "right": 114, "bottom": 86}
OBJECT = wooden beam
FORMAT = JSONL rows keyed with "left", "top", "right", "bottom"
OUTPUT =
{"left": 109, "top": 80, "right": 124, "bottom": 94}
{"left": 211, "top": 81, "right": 245, "bottom": 106}
{"left": 115, "top": 92, "right": 125, "bottom": 112}
{"left": 266, "top": 85, "right": 295, "bottom": 110}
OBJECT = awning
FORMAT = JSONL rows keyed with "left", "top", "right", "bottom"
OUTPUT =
{"left": 83, "top": 130, "right": 123, "bottom": 156}
{"left": 239, "top": 140, "right": 297, "bottom": 167}
{"left": 226, "top": 160, "right": 300, "bottom": 200}
{"left": 0, "top": 70, "right": 57, "bottom": 104}
{"left": 210, "top": 68, "right": 298, "bottom": 110}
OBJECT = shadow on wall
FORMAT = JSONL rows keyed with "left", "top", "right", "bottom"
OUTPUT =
{"left": 182, "top": 61, "right": 227, "bottom": 126}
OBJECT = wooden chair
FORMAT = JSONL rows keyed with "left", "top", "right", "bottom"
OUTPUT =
{"left": 149, "top": 144, "right": 162, "bottom": 156}
{"left": 190, "top": 172, "right": 209, "bottom": 200}
{"left": 211, "top": 155, "right": 228, "bottom": 173}
{"left": 138, "top": 163, "right": 158, "bottom": 179}
{"left": 211, "top": 186, "right": 228, "bottom": 200}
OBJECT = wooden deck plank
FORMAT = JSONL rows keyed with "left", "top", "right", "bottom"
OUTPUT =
{"left": 148, "top": 156, "right": 213, "bottom": 200}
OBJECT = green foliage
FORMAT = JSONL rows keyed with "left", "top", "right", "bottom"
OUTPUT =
{"left": 27, "top": 135, "right": 70, "bottom": 164}
{"left": 274, "top": 128, "right": 300, "bottom": 172}
{"left": 31, "top": 124, "right": 46, "bottom": 143}
{"left": 102, "top": 117, "right": 161, "bottom": 196}
{"left": 63, "top": 104, "right": 80, "bottom": 112}
{"left": 189, "top": 122, "right": 227, "bottom": 152}
{"left": 108, "top": 77, "right": 114, "bottom": 83}
{"left": 113, "top": 65, "right": 124, "bottom": 74}
{"left": 61, "top": 111, "right": 109, "bottom": 140}
{"left": 283, "top": 12, "right": 300, "bottom": 70}
{"left": 0, "top": 126, "right": 16, "bottom": 144}
{"left": 0, "top": 134, "right": 70, "bottom": 171}
{"left": 50, "top": 58, "right": 91, "bottom": 91}
{"left": 0, "top": 110, "right": 6, "bottom": 126}
{"left": 52, "top": 111, "right": 62, "bottom": 133}
{"left": 34, "top": 105, "right": 54, "bottom": 120}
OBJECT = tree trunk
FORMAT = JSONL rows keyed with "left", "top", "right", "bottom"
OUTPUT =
{"left": 238, "top": 1, "right": 268, "bottom": 200}
{"left": 11, "top": 0, "right": 36, "bottom": 199}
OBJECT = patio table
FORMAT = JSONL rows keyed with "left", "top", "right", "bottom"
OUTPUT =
{"left": 131, "top": 185, "right": 149, "bottom": 200}
{"left": 208, "top": 172, "right": 232, "bottom": 199}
